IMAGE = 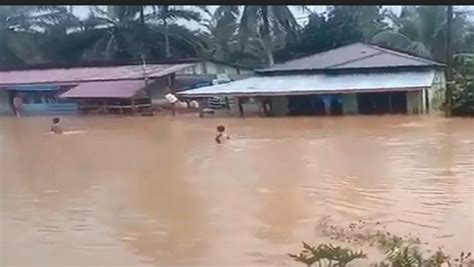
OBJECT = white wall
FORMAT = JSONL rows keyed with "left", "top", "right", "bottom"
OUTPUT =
{"left": 176, "top": 61, "right": 249, "bottom": 75}
{"left": 428, "top": 70, "right": 446, "bottom": 113}
{"left": 406, "top": 90, "right": 423, "bottom": 114}
{"left": 228, "top": 97, "right": 261, "bottom": 116}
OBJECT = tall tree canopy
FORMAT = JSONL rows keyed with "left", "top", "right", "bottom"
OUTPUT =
{"left": 0, "top": 5, "right": 473, "bottom": 69}
{"left": 372, "top": 6, "right": 471, "bottom": 61}
{"left": 275, "top": 6, "right": 388, "bottom": 62}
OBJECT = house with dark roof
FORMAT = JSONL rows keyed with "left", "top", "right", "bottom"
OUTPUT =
{"left": 0, "top": 59, "right": 251, "bottom": 115}
{"left": 179, "top": 43, "right": 446, "bottom": 116}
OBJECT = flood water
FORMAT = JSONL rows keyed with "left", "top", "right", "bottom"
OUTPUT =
{"left": 1, "top": 115, "right": 473, "bottom": 266}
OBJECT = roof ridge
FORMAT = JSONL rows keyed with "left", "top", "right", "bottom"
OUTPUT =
{"left": 0, "top": 62, "right": 193, "bottom": 73}
{"left": 325, "top": 50, "right": 384, "bottom": 69}
{"left": 270, "top": 42, "right": 367, "bottom": 68}
{"left": 366, "top": 43, "right": 443, "bottom": 65}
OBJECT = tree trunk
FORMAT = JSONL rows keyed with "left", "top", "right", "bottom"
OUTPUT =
{"left": 163, "top": 6, "right": 171, "bottom": 58}
{"left": 445, "top": 5, "right": 453, "bottom": 117}
{"left": 139, "top": 6, "right": 146, "bottom": 60}
{"left": 164, "top": 21, "right": 170, "bottom": 58}
{"left": 265, "top": 48, "right": 274, "bottom": 66}
{"left": 140, "top": 6, "right": 145, "bottom": 25}
{"left": 261, "top": 6, "right": 274, "bottom": 66}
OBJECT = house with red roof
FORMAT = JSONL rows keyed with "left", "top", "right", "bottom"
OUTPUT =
{"left": 0, "top": 59, "right": 251, "bottom": 115}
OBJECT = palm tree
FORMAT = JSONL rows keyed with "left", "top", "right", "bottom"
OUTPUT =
{"left": 146, "top": 5, "right": 208, "bottom": 58}
{"left": 0, "top": 5, "right": 75, "bottom": 66}
{"left": 200, "top": 6, "right": 265, "bottom": 68}
{"left": 78, "top": 6, "right": 144, "bottom": 60}
{"left": 78, "top": 6, "right": 205, "bottom": 61}
{"left": 238, "top": 6, "right": 301, "bottom": 66}
{"left": 371, "top": 6, "right": 470, "bottom": 61}
{"left": 200, "top": 6, "right": 239, "bottom": 62}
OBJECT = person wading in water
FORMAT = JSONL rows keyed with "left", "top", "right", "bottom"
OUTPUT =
{"left": 51, "top": 118, "right": 63, "bottom": 134}
{"left": 215, "top": 125, "right": 230, "bottom": 144}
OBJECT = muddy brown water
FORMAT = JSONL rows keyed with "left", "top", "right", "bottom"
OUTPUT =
{"left": 1, "top": 115, "right": 473, "bottom": 266}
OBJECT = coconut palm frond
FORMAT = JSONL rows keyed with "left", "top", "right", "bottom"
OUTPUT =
{"left": 372, "top": 30, "right": 414, "bottom": 49}
{"left": 407, "top": 41, "right": 432, "bottom": 58}
{"left": 214, "top": 5, "right": 240, "bottom": 21}
{"left": 239, "top": 5, "right": 260, "bottom": 40}
{"left": 164, "top": 9, "right": 201, "bottom": 22}
{"left": 371, "top": 30, "right": 433, "bottom": 59}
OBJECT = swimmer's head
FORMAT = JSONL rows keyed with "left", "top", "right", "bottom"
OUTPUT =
{"left": 52, "top": 118, "right": 60, "bottom": 124}
{"left": 217, "top": 125, "right": 225, "bottom": 133}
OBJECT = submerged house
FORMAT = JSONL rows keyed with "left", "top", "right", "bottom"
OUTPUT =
{"left": 179, "top": 43, "right": 446, "bottom": 116}
{"left": 0, "top": 59, "right": 250, "bottom": 115}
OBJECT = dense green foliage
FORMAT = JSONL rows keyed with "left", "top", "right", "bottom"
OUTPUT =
{"left": 0, "top": 5, "right": 473, "bottom": 115}
{"left": 452, "top": 54, "right": 474, "bottom": 116}
{"left": 290, "top": 218, "right": 474, "bottom": 266}
{"left": 3, "top": 5, "right": 473, "bottom": 68}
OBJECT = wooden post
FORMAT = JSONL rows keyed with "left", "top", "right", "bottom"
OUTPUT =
{"left": 388, "top": 93, "right": 393, "bottom": 114}
{"left": 445, "top": 5, "right": 453, "bottom": 117}
{"left": 172, "top": 102, "right": 176, "bottom": 116}
{"left": 131, "top": 98, "right": 137, "bottom": 115}
{"left": 322, "top": 97, "right": 331, "bottom": 116}
{"left": 168, "top": 74, "right": 175, "bottom": 91}
{"left": 102, "top": 100, "right": 107, "bottom": 114}
{"left": 200, "top": 99, "right": 205, "bottom": 118}
{"left": 225, "top": 97, "right": 230, "bottom": 110}
{"left": 237, "top": 97, "right": 244, "bottom": 117}
{"left": 262, "top": 98, "right": 273, "bottom": 117}
{"left": 425, "top": 89, "right": 430, "bottom": 113}
{"left": 257, "top": 97, "right": 264, "bottom": 116}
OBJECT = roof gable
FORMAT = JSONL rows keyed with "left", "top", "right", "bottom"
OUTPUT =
{"left": 258, "top": 43, "right": 444, "bottom": 73}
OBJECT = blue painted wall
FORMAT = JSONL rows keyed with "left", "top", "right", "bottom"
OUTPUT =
{"left": 21, "top": 103, "right": 79, "bottom": 115}
{"left": 0, "top": 85, "right": 79, "bottom": 116}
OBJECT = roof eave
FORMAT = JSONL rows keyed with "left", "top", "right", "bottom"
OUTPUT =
{"left": 178, "top": 86, "right": 430, "bottom": 98}
{"left": 255, "top": 65, "right": 445, "bottom": 75}
{"left": 0, "top": 69, "right": 186, "bottom": 87}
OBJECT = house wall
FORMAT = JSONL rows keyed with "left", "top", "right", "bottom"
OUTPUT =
{"left": 406, "top": 90, "right": 423, "bottom": 114}
{"left": 228, "top": 97, "right": 261, "bottom": 116}
{"left": 428, "top": 70, "right": 446, "bottom": 113}
{"left": 342, "top": 93, "right": 359, "bottom": 114}
{"left": 271, "top": 96, "right": 289, "bottom": 116}
{"left": 241, "top": 98, "right": 261, "bottom": 115}
{"left": 0, "top": 88, "right": 78, "bottom": 115}
{"left": 176, "top": 61, "right": 249, "bottom": 75}
{"left": 0, "top": 90, "right": 11, "bottom": 115}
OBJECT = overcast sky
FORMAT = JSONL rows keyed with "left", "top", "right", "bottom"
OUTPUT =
{"left": 72, "top": 5, "right": 472, "bottom": 30}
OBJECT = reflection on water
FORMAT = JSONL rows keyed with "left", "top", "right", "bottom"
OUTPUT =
{"left": 1, "top": 115, "right": 473, "bottom": 266}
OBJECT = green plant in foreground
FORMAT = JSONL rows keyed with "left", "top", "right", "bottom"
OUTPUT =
{"left": 290, "top": 218, "right": 474, "bottom": 267}
{"left": 385, "top": 245, "right": 423, "bottom": 266}
{"left": 288, "top": 242, "right": 366, "bottom": 267}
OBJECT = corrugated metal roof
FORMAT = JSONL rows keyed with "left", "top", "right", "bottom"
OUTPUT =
{"left": 7, "top": 85, "right": 60, "bottom": 91}
{"left": 172, "top": 74, "right": 254, "bottom": 92}
{"left": 60, "top": 80, "right": 147, "bottom": 98}
{"left": 0, "top": 63, "right": 193, "bottom": 86}
{"left": 178, "top": 71, "right": 435, "bottom": 97}
{"left": 257, "top": 43, "right": 444, "bottom": 73}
